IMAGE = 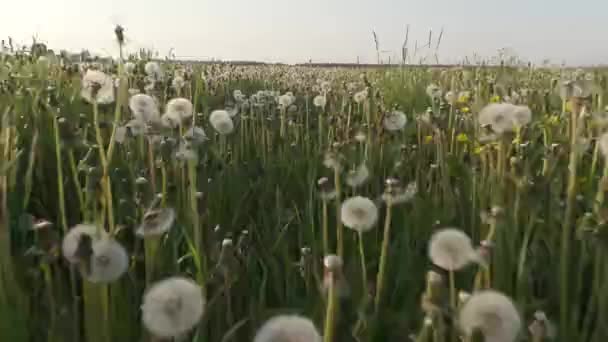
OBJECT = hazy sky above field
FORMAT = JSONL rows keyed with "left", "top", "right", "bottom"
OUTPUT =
{"left": 1, "top": 0, "right": 607, "bottom": 65}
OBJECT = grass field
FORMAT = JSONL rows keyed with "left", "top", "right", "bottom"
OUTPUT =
{"left": 0, "top": 43, "right": 607, "bottom": 342}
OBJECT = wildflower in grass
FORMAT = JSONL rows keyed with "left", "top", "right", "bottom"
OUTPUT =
{"left": 164, "top": 98, "right": 193, "bottom": 124}
{"left": 323, "top": 151, "right": 343, "bottom": 171}
{"left": 478, "top": 103, "right": 532, "bottom": 135}
{"left": 62, "top": 224, "right": 106, "bottom": 264}
{"left": 317, "top": 177, "right": 337, "bottom": 201}
{"left": 445, "top": 91, "right": 456, "bottom": 105}
{"left": 321, "top": 80, "right": 331, "bottom": 93}
{"left": 459, "top": 290, "right": 521, "bottom": 342}
{"left": 124, "top": 61, "right": 136, "bottom": 74}
{"left": 346, "top": 164, "right": 369, "bottom": 188}
{"left": 209, "top": 110, "right": 234, "bottom": 135}
{"left": 383, "top": 110, "right": 407, "bottom": 131}
{"left": 382, "top": 181, "right": 417, "bottom": 205}
{"left": 341, "top": 196, "right": 378, "bottom": 233}
{"left": 171, "top": 75, "right": 185, "bottom": 90}
{"left": 144, "top": 61, "right": 162, "bottom": 78}
{"left": 81, "top": 69, "right": 114, "bottom": 104}
{"left": 353, "top": 89, "right": 367, "bottom": 104}
{"left": 175, "top": 141, "right": 198, "bottom": 162}
{"left": 136, "top": 207, "right": 176, "bottom": 237}
{"left": 183, "top": 126, "right": 207, "bottom": 145}
{"left": 313, "top": 95, "right": 327, "bottom": 109}
{"left": 129, "top": 94, "right": 160, "bottom": 123}
{"left": 278, "top": 93, "right": 295, "bottom": 108}
{"left": 426, "top": 84, "right": 442, "bottom": 101}
{"left": 142, "top": 277, "right": 205, "bottom": 338}
{"left": 254, "top": 315, "right": 322, "bottom": 342}
{"left": 354, "top": 131, "right": 366, "bottom": 142}
{"left": 114, "top": 126, "right": 127, "bottom": 143}
{"left": 84, "top": 238, "right": 129, "bottom": 283}
{"left": 428, "top": 228, "right": 478, "bottom": 271}
{"left": 322, "top": 254, "right": 349, "bottom": 298}
{"left": 528, "top": 311, "right": 556, "bottom": 340}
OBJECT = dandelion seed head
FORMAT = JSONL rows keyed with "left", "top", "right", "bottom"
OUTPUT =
{"left": 383, "top": 110, "right": 407, "bottom": 131}
{"left": 428, "top": 228, "right": 477, "bottom": 271}
{"left": 459, "top": 290, "right": 521, "bottom": 342}
{"left": 144, "top": 61, "right": 161, "bottom": 78}
{"left": 313, "top": 95, "right": 327, "bottom": 108}
{"left": 209, "top": 110, "right": 235, "bottom": 135}
{"left": 341, "top": 196, "right": 378, "bottom": 233}
{"left": 254, "top": 315, "right": 321, "bottom": 342}
{"left": 142, "top": 277, "right": 205, "bottom": 338}
{"left": 129, "top": 94, "right": 159, "bottom": 123}
{"left": 84, "top": 238, "right": 129, "bottom": 283}
{"left": 62, "top": 224, "right": 107, "bottom": 264}
{"left": 81, "top": 70, "right": 114, "bottom": 104}
{"left": 124, "top": 62, "right": 136, "bottom": 74}
{"left": 598, "top": 132, "right": 608, "bottom": 159}
{"left": 346, "top": 164, "right": 370, "bottom": 188}
{"left": 165, "top": 98, "right": 193, "bottom": 124}
{"left": 137, "top": 208, "right": 176, "bottom": 237}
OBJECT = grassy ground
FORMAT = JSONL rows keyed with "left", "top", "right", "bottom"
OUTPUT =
{"left": 0, "top": 49, "right": 607, "bottom": 342}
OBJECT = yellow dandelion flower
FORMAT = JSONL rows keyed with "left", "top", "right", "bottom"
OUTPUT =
{"left": 490, "top": 95, "right": 501, "bottom": 103}
{"left": 461, "top": 107, "right": 470, "bottom": 113}
{"left": 424, "top": 135, "right": 434, "bottom": 144}
{"left": 457, "top": 133, "right": 469, "bottom": 143}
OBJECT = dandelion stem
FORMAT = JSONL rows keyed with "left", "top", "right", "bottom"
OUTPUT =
{"left": 374, "top": 200, "right": 392, "bottom": 313}
{"left": 334, "top": 167, "right": 343, "bottom": 257}
{"left": 323, "top": 275, "right": 337, "bottom": 342}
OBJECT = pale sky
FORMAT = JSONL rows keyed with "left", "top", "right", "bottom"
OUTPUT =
{"left": 1, "top": 0, "right": 607, "bottom": 65}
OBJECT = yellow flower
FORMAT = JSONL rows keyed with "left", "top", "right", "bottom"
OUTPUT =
{"left": 547, "top": 115, "right": 560, "bottom": 126}
{"left": 461, "top": 107, "right": 470, "bottom": 113}
{"left": 456, "top": 133, "right": 469, "bottom": 143}
{"left": 490, "top": 95, "right": 501, "bottom": 103}
{"left": 474, "top": 146, "right": 483, "bottom": 154}
{"left": 458, "top": 95, "right": 470, "bottom": 103}
{"left": 424, "top": 135, "right": 434, "bottom": 144}
{"left": 565, "top": 100, "right": 572, "bottom": 113}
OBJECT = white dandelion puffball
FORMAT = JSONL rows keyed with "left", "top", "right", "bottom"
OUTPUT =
{"left": 426, "top": 84, "right": 442, "bottom": 100}
{"left": 165, "top": 98, "right": 194, "bottom": 123}
{"left": 209, "top": 110, "right": 234, "bottom": 135}
{"left": 81, "top": 70, "right": 115, "bottom": 104}
{"left": 478, "top": 103, "right": 530, "bottom": 135}
{"left": 62, "top": 224, "right": 107, "bottom": 264}
{"left": 124, "top": 62, "right": 136, "bottom": 74}
{"left": 84, "top": 238, "right": 129, "bottom": 283}
{"left": 313, "top": 95, "right": 327, "bottom": 108}
{"left": 383, "top": 110, "right": 408, "bottom": 131}
{"left": 599, "top": 132, "right": 608, "bottom": 159}
{"left": 445, "top": 91, "right": 457, "bottom": 105}
{"left": 142, "top": 277, "right": 205, "bottom": 338}
{"left": 172, "top": 75, "right": 185, "bottom": 90}
{"left": 137, "top": 208, "right": 176, "bottom": 237}
{"left": 459, "top": 290, "right": 521, "bottom": 342}
{"left": 353, "top": 90, "right": 367, "bottom": 104}
{"left": 278, "top": 94, "right": 295, "bottom": 108}
{"left": 254, "top": 315, "right": 322, "bottom": 342}
{"left": 428, "top": 228, "right": 478, "bottom": 271}
{"left": 144, "top": 61, "right": 161, "bottom": 77}
{"left": 129, "top": 94, "right": 160, "bottom": 123}
{"left": 341, "top": 196, "right": 379, "bottom": 233}
{"left": 511, "top": 105, "right": 532, "bottom": 127}
{"left": 346, "top": 164, "right": 370, "bottom": 188}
